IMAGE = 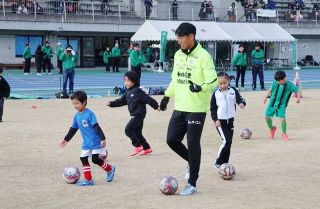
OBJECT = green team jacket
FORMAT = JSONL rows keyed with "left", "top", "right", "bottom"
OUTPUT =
{"left": 130, "top": 50, "right": 145, "bottom": 67}
{"left": 111, "top": 47, "right": 121, "bottom": 58}
{"left": 103, "top": 51, "right": 111, "bottom": 64}
{"left": 59, "top": 53, "right": 78, "bottom": 69}
{"left": 41, "top": 45, "right": 53, "bottom": 59}
{"left": 165, "top": 43, "right": 218, "bottom": 113}
{"left": 23, "top": 47, "right": 32, "bottom": 59}
{"left": 232, "top": 52, "right": 247, "bottom": 66}
{"left": 56, "top": 47, "right": 64, "bottom": 58}
{"left": 251, "top": 49, "right": 264, "bottom": 65}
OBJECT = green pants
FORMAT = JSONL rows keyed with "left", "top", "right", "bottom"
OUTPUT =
{"left": 265, "top": 106, "right": 286, "bottom": 118}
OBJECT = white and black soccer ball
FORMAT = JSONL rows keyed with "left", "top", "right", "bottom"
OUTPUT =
{"left": 219, "top": 163, "right": 236, "bottom": 180}
{"left": 159, "top": 176, "right": 178, "bottom": 195}
{"left": 240, "top": 128, "right": 252, "bottom": 139}
{"left": 63, "top": 166, "right": 80, "bottom": 184}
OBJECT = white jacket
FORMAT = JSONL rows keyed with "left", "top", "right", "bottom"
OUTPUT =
{"left": 210, "top": 86, "right": 246, "bottom": 121}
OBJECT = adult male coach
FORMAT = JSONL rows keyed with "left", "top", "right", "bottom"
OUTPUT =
{"left": 160, "top": 22, "right": 217, "bottom": 196}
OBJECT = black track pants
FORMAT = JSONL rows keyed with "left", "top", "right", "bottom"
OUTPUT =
{"left": 215, "top": 118, "right": 234, "bottom": 165}
{"left": 166, "top": 110, "right": 206, "bottom": 187}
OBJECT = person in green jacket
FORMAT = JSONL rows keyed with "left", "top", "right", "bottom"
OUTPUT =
{"left": 23, "top": 42, "right": 32, "bottom": 75}
{"left": 56, "top": 42, "right": 64, "bottom": 74}
{"left": 145, "top": 45, "right": 153, "bottom": 63}
{"left": 232, "top": 44, "right": 247, "bottom": 89}
{"left": 59, "top": 45, "right": 79, "bottom": 94}
{"left": 127, "top": 43, "right": 134, "bottom": 71}
{"left": 41, "top": 41, "right": 54, "bottom": 75}
{"left": 130, "top": 43, "right": 145, "bottom": 83}
{"left": 111, "top": 43, "right": 121, "bottom": 72}
{"left": 103, "top": 46, "right": 112, "bottom": 72}
{"left": 251, "top": 43, "right": 265, "bottom": 90}
{"left": 159, "top": 23, "right": 217, "bottom": 196}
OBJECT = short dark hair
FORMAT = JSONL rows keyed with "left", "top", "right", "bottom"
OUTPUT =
{"left": 239, "top": 44, "right": 244, "bottom": 48}
{"left": 26, "top": 42, "right": 30, "bottom": 46}
{"left": 0, "top": 66, "right": 3, "bottom": 74}
{"left": 133, "top": 43, "right": 139, "bottom": 47}
{"left": 255, "top": 43, "right": 260, "bottom": 47}
{"left": 45, "top": 41, "right": 50, "bottom": 44}
{"left": 274, "top": 70, "right": 286, "bottom": 81}
{"left": 175, "top": 23, "right": 196, "bottom": 37}
{"left": 71, "top": 91, "right": 87, "bottom": 105}
{"left": 124, "top": 71, "right": 139, "bottom": 85}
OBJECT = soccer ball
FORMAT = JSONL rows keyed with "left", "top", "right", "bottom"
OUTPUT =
{"left": 63, "top": 166, "right": 80, "bottom": 184}
{"left": 240, "top": 128, "right": 252, "bottom": 139}
{"left": 159, "top": 176, "right": 178, "bottom": 195}
{"left": 219, "top": 163, "right": 236, "bottom": 180}
{"left": 99, "top": 149, "right": 108, "bottom": 160}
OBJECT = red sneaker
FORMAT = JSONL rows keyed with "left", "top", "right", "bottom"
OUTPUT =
{"left": 139, "top": 148, "right": 153, "bottom": 156}
{"left": 130, "top": 146, "right": 143, "bottom": 156}
{"left": 269, "top": 126, "right": 277, "bottom": 139}
{"left": 282, "top": 134, "right": 289, "bottom": 141}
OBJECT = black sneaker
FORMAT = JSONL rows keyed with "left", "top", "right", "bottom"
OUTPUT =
{"left": 0, "top": 119, "right": 3, "bottom": 123}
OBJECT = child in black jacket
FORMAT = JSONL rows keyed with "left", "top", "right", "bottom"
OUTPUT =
{"left": 107, "top": 71, "right": 159, "bottom": 156}
{"left": 210, "top": 72, "right": 246, "bottom": 169}
{"left": 0, "top": 67, "right": 11, "bottom": 122}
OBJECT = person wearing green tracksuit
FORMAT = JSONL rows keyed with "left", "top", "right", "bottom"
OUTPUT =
{"left": 103, "top": 46, "right": 112, "bottom": 72}
{"left": 130, "top": 43, "right": 145, "bottom": 83}
{"left": 111, "top": 43, "right": 121, "bottom": 72}
{"left": 59, "top": 45, "right": 79, "bottom": 94}
{"left": 23, "top": 43, "right": 32, "bottom": 75}
{"left": 159, "top": 23, "right": 217, "bottom": 196}
{"left": 232, "top": 44, "right": 247, "bottom": 89}
{"left": 251, "top": 43, "right": 265, "bottom": 90}
{"left": 41, "top": 41, "right": 54, "bottom": 74}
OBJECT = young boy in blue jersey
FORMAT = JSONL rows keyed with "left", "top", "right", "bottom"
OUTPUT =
{"left": 60, "top": 91, "right": 115, "bottom": 186}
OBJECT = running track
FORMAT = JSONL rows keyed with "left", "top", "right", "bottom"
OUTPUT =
{"left": 4, "top": 68, "right": 320, "bottom": 98}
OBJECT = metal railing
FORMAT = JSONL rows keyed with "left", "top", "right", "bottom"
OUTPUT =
{"left": 0, "top": 0, "right": 135, "bottom": 22}
{"left": 1, "top": 0, "right": 320, "bottom": 27}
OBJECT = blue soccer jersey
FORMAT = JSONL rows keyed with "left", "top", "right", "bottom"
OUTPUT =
{"left": 72, "top": 108, "right": 101, "bottom": 150}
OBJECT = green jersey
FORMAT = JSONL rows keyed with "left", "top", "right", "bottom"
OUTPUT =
{"left": 111, "top": 47, "right": 121, "bottom": 58}
{"left": 23, "top": 47, "right": 32, "bottom": 59}
{"left": 268, "top": 80, "right": 298, "bottom": 109}
{"left": 56, "top": 46, "right": 64, "bottom": 58}
{"left": 41, "top": 45, "right": 53, "bottom": 59}
{"left": 251, "top": 49, "right": 264, "bottom": 65}
{"left": 103, "top": 51, "right": 111, "bottom": 64}
{"left": 130, "top": 50, "right": 144, "bottom": 67}
{"left": 59, "top": 53, "right": 78, "bottom": 69}
{"left": 232, "top": 52, "right": 247, "bottom": 66}
{"left": 165, "top": 43, "right": 217, "bottom": 113}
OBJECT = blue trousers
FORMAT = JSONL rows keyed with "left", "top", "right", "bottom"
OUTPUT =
{"left": 63, "top": 68, "right": 75, "bottom": 94}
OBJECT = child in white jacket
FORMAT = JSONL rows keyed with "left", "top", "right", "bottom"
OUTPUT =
{"left": 210, "top": 72, "right": 246, "bottom": 169}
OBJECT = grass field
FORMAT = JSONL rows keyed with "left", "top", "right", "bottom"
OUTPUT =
{"left": 1, "top": 89, "right": 320, "bottom": 209}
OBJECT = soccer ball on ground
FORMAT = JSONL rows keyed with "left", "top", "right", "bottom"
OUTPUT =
{"left": 63, "top": 166, "right": 80, "bottom": 184}
{"left": 219, "top": 163, "right": 236, "bottom": 180}
{"left": 159, "top": 176, "right": 178, "bottom": 195}
{"left": 240, "top": 128, "right": 252, "bottom": 139}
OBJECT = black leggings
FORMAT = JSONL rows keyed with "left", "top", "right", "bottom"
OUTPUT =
{"left": 236, "top": 66, "right": 246, "bottom": 88}
{"left": 80, "top": 154, "right": 103, "bottom": 166}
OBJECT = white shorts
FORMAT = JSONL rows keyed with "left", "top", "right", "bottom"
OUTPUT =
{"left": 80, "top": 148, "right": 106, "bottom": 158}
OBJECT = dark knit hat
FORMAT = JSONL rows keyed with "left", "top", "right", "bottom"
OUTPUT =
{"left": 124, "top": 71, "right": 139, "bottom": 85}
